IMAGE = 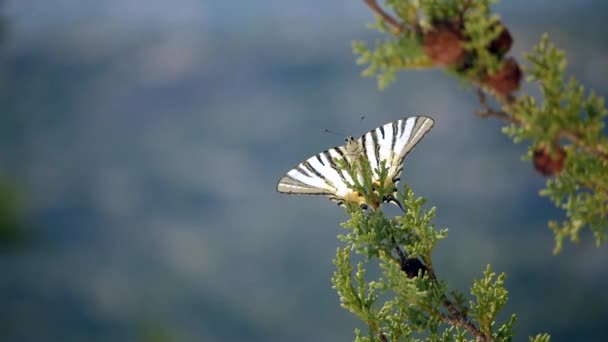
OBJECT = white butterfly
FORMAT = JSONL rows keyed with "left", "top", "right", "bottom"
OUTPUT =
{"left": 277, "top": 116, "right": 434, "bottom": 210}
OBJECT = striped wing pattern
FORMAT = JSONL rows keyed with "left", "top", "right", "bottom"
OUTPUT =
{"left": 361, "top": 116, "right": 434, "bottom": 189}
{"left": 277, "top": 116, "right": 434, "bottom": 207}
{"left": 276, "top": 146, "right": 358, "bottom": 205}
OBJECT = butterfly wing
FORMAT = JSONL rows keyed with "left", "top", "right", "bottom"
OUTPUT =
{"left": 277, "top": 146, "right": 364, "bottom": 207}
{"left": 360, "top": 116, "right": 434, "bottom": 199}
{"left": 277, "top": 116, "right": 434, "bottom": 209}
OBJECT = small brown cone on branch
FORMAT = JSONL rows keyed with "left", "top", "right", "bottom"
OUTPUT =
{"left": 533, "top": 145, "right": 566, "bottom": 176}
{"left": 483, "top": 57, "right": 522, "bottom": 96}
{"left": 423, "top": 23, "right": 466, "bottom": 67}
{"left": 488, "top": 23, "right": 513, "bottom": 57}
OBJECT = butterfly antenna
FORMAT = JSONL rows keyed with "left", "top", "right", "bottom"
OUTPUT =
{"left": 355, "top": 115, "right": 366, "bottom": 133}
{"left": 322, "top": 129, "right": 346, "bottom": 137}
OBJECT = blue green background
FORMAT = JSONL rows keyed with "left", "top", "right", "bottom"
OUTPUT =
{"left": 0, "top": 1, "right": 607, "bottom": 341}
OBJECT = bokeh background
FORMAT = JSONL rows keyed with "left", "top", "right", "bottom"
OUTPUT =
{"left": 0, "top": 1, "right": 607, "bottom": 341}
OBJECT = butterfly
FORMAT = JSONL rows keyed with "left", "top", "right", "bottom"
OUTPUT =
{"left": 276, "top": 116, "right": 434, "bottom": 210}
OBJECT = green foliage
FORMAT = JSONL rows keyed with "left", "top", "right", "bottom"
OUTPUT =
{"left": 336, "top": 1, "right": 602, "bottom": 340}
{"left": 460, "top": 1, "right": 503, "bottom": 76}
{"left": 504, "top": 35, "right": 606, "bottom": 146}
{"left": 354, "top": 0, "right": 506, "bottom": 89}
{"left": 333, "top": 246, "right": 417, "bottom": 341}
{"left": 138, "top": 321, "right": 173, "bottom": 342}
{"left": 529, "top": 333, "right": 551, "bottom": 342}
{"left": 504, "top": 34, "right": 608, "bottom": 253}
{"left": 353, "top": 36, "right": 431, "bottom": 90}
{"left": 469, "top": 265, "right": 509, "bottom": 336}
{"left": 0, "top": 181, "right": 23, "bottom": 248}
{"left": 355, "top": 0, "right": 608, "bottom": 252}
{"left": 418, "top": 0, "right": 466, "bottom": 24}
{"left": 331, "top": 158, "right": 536, "bottom": 341}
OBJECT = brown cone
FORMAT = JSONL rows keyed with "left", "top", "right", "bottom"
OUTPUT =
{"left": 488, "top": 23, "right": 513, "bottom": 57}
{"left": 423, "top": 24, "right": 466, "bottom": 67}
{"left": 533, "top": 145, "right": 566, "bottom": 176}
{"left": 483, "top": 58, "right": 522, "bottom": 96}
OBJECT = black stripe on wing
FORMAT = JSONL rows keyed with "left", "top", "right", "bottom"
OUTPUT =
{"left": 395, "top": 116, "right": 434, "bottom": 164}
{"left": 277, "top": 146, "right": 353, "bottom": 203}
{"left": 358, "top": 116, "right": 434, "bottom": 201}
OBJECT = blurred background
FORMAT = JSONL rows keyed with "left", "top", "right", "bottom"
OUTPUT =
{"left": 0, "top": 1, "right": 607, "bottom": 341}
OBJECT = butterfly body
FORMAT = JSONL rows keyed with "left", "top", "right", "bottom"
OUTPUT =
{"left": 277, "top": 116, "right": 434, "bottom": 209}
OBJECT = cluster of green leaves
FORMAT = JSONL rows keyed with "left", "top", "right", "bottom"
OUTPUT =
{"left": 0, "top": 181, "right": 23, "bottom": 249}
{"left": 354, "top": 0, "right": 607, "bottom": 252}
{"left": 331, "top": 156, "right": 531, "bottom": 341}
{"left": 460, "top": 0, "right": 504, "bottom": 77}
{"left": 529, "top": 334, "right": 551, "bottom": 342}
{"left": 353, "top": 0, "right": 505, "bottom": 89}
{"left": 353, "top": 27, "right": 429, "bottom": 90}
{"left": 469, "top": 266, "right": 516, "bottom": 339}
{"left": 503, "top": 34, "right": 608, "bottom": 253}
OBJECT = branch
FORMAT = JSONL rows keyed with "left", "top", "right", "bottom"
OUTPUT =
{"left": 363, "top": 0, "right": 404, "bottom": 34}
{"left": 424, "top": 262, "right": 491, "bottom": 342}
{"left": 386, "top": 198, "right": 490, "bottom": 340}
{"left": 558, "top": 129, "right": 608, "bottom": 161}
{"left": 367, "top": 316, "right": 389, "bottom": 342}
{"left": 476, "top": 89, "right": 608, "bottom": 163}
{"left": 441, "top": 300, "right": 489, "bottom": 342}
{"left": 391, "top": 236, "right": 408, "bottom": 266}
{"left": 475, "top": 88, "right": 518, "bottom": 124}
{"left": 439, "top": 313, "right": 489, "bottom": 342}
{"left": 389, "top": 232, "right": 490, "bottom": 341}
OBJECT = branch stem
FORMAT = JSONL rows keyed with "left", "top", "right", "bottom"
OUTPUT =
{"left": 391, "top": 236, "right": 408, "bottom": 267}
{"left": 425, "top": 264, "right": 491, "bottom": 341}
{"left": 558, "top": 129, "right": 608, "bottom": 161}
{"left": 475, "top": 88, "right": 518, "bottom": 124}
{"left": 388, "top": 238, "right": 491, "bottom": 341}
{"left": 476, "top": 88, "right": 608, "bottom": 163}
{"left": 363, "top": 0, "right": 404, "bottom": 34}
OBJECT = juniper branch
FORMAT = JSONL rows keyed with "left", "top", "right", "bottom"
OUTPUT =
{"left": 338, "top": 197, "right": 497, "bottom": 341}
{"left": 388, "top": 221, "right": 487, "bottom": 340}
{"left": 363, "top": 0, "right": 404, "bottom": 34}
{"left": 335, "top": 159, "right": 497, "bottom": 340}
{"left": 424, "top": 255, "right": 489, "bottom": 341}
{"left": 439, "top": 312, "right": 488, "bottom": 342}
{"left": 557, "top": 129, "right": 608, "bottom": 162}
{"left": 358, "top": 0, "right": 608, "bottom": 251}
{"left": 475, "top": 88, "right": 518, "bottom": 124}
{"left": 476, "top": 83, "right": 608, "bottom": 163}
